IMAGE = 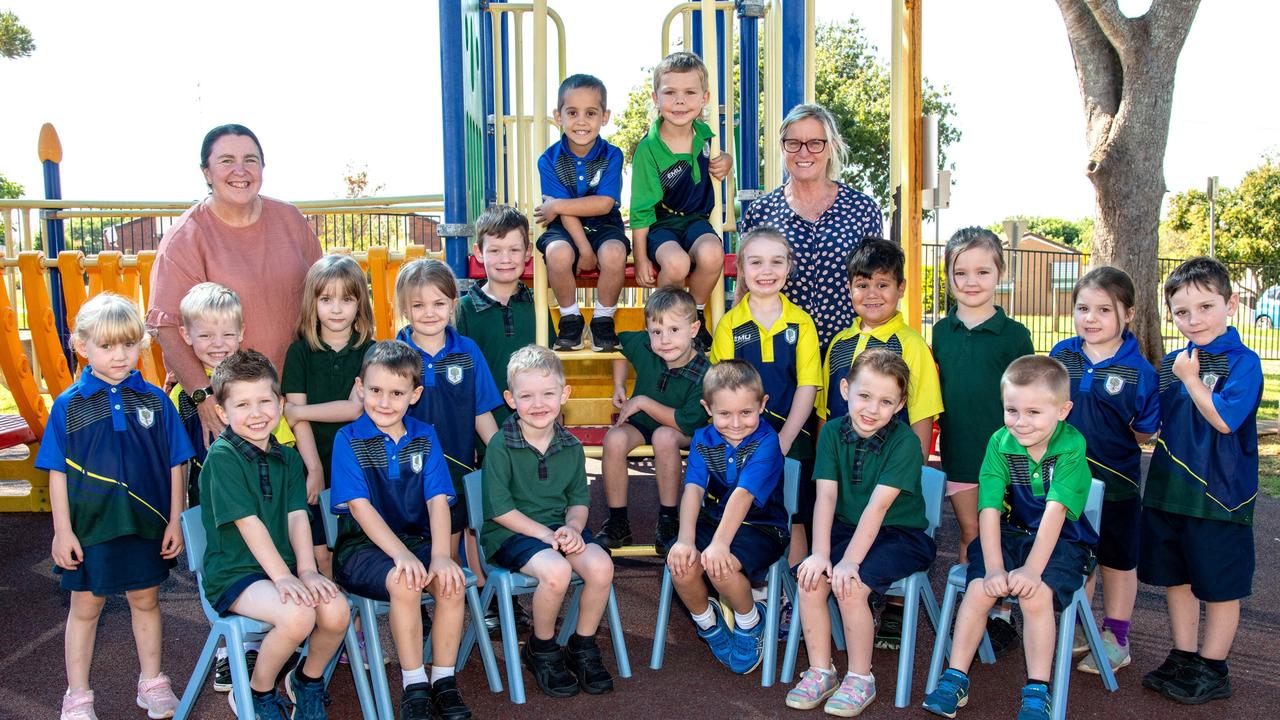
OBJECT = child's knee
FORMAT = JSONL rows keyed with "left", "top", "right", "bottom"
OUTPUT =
{"left": 315, "top": 597, "right": 350, "bottom": 633}
{"left": 125, "top": 587, "right": 160, "bottom": 613}
{"left": 580, "top": 548, "right": 615, "bottom": 585}
{"left": 280, "top": 606, "right": 319, "bottom": 639}
{"left": 544, "top": 241, "right": 574, "bottom": 269}
{"left": 652, "top": 426, "right": 682, "bottom": 450}
{"left": 603, "top": 427, "right": 636, "bottom": 455}
{"left": 535, "top": 557, "right": 574, "bottom": 594}
{"left": 69, "top": 592, "right": 106, "bottom": 621}
{"left": 387, "top": 574, "right": 424, "bottom": 604}
{"left": 658, "top": 248, "right": 691, "bottom": 276}
{"left": 598, "top": 241, "right": 627, "bottom": 266}
{"left": 693, "top": 238, "right": 724, "bottom": 265}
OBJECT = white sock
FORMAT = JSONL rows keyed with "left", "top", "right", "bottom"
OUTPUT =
{"left": 561, "top": 303, "right": 581, "bottom": 316}
{"left": 691, "top": 604, "right": 717, "bottom": 630}
{"left": 594, "top": 303, "right": 616, "bottom": 318}
{"left": 847, "top": 670, "right": 874, "bottom": 683}
{"left": 735, "top": 605, "right": 760, "bottom": 630}
{"left": 989, "top": 606, "right": 1012, "bottom": 622}
{"left": 696, "top": 304, "right": 705, "bottom": 311}
{"left": 402, "top": 665, "right": 428, "bottom": 688}
{"left": 429, "top": 665, "right": 455, "bottom": 683}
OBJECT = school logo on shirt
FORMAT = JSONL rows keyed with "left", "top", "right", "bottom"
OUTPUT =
{"left": 589, "top": 168, "right": 602, "bottom": 188}
{"left": 784, "top": 326, "right": 798, "bottom": 345}
{"left": 1104, "top": 374, "right": 1125, "bottom": 395}
{"left": 1201, "top": 372, "right": 1219, "bottom": 390}
{"left": 137, "top": 406, "right": 155, "bottom": 428}
{"left": 446, "top": 365, "right": 464, "bottom": 385}
{"left": 410, "top": 452, "right": 424, "bottom": 474}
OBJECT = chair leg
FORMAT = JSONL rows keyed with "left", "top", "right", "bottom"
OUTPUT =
{"left": 495, "top": 577, "right": 526, "bottom": 704}
{"left": 649, "top": 568, "right": 675, "bottom": 670}
{"left": 1077, "top": 593, "right": 1118, "bottom": 692}
{"left": 780, "top": 572, "right": 802, "bottom": 685}
{"left": 828, "top": 595, "right": 846, "bottom": 652}
{"left": 606, "top": 584, "right": 632, "bottom": 678}
{"left": 423, "top": 599, "right": 434, "bottom": 667}
{"left": 921, "top": 578, "right": 941, "bottom": 630}
{"left": 977, "top": 628, "right": 997, "bottom": 664}
{"left": 340, "top": 612, "right": 379, "bottom": 720}
{"left": 460, "top": 583, "right": 503, "bottom": 693}
{"left": 358, "top": 597, "right": 394, "bottom": 720}
{"left": 174, "top": 629, "right": 222, "bottom": 720}
{"left": 925, "top": 579, "right": 960, "bottom": 694}
{"left": 761, "top": 561, "right": 783, "bottom": 687}
{"left": 226, "top": 625, "right": 256, "bottom": 720}
{"left": 558, "top": 584, "right": 582, "bottom": 647}
{"left": 895, "top": 572, "right": 924, "bottom": 708}
{"left": 1051, "top": 602, "right": 1077, "bottom": 720}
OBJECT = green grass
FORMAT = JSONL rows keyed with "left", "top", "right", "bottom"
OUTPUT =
{"left": 1259, "top": 435, "right": 1280, "bottom": 498}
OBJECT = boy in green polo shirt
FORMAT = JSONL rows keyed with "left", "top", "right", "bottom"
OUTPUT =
{"left": 600, "top": 287, "right": 711, "bottom": 554}
{"left": 199, "top": 350, "right": 350, "bottom": 720}
{"left": 924, "top": 356, "right": 1095, "bottom": 720}
{"left": 481, "top": 345, "right": 616, "bottom": 698}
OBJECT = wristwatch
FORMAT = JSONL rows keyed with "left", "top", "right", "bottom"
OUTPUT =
{"left": 190, "top": 386, "right": 214, "bottom": 404}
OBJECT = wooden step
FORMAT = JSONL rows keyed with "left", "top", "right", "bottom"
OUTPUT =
{"left": 468, "top": 255, "right": 737, "bottom": 284}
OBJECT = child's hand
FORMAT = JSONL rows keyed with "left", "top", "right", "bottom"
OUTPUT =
{"left": 160, "top": 519, "right": 184, "bottom": 559}
{"left": 612, "top": 385, "right": 628, "bottom": 409}
{"left": 299, "top": 570, "right": 339, "bottom": 603}
{"left": 274, "top": 574, "right": 315, "bottom": 606}
{"left": 666, "top": 541, "right": 699, "bottom": 577}
{"left": 1173, "top": 346, "right": 1201, "bottom": 384}
{"left": 539, "top": 530, "right": 561, "bottom": 553}
{"left": 709, "top": 152, "right": 734, "bottom": 181}
{"left": 614, "top": 396, "right": 646, "bottom": 425}
{"left": 52, "top": 529, "right": 83, "bottom": 570}
{"left": 831, "top": 559, "right": 863, "bottom": 601}
{"left": 576, "top": 245, "right": 599, "bottom": 273}
{"left": 305, "top": 468, "right": 324, "bottom": 506}
{"left": 634, "top": 256, "right": 657, "bottom": 288}
{"left": 797, "top": 553, "right": 832, "bottom": 592}
{"left": 428, "top": 556, "right": 465, "bottom": 599}
{"left": 554, "top": 525, "right": 585, "bottom": 555}
{"left": 700, "top": 540, "right": 736, "bottom": 582}
{"left": 777, "top": 431, "right": 795, "bottom": 458}
{"left": 533, "top": 197, "right": 558, "bottom": 226}
{"left": 981, "top": 569, "right": 1010, "bottom": 598}
{"left": 1006, "top": 567, "right": 1042, "bottom": 599}
{"left": 392, "top": 550, "right": 430, "bottom": 591}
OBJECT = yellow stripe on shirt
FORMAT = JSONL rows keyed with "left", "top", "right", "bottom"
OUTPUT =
{"left": 64, "top": 458, "right": 168, "bottom": 523}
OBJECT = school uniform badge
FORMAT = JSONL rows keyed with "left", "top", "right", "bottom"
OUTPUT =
{"left": 1201, "top": 373, "right": 1219, "bottom": 390}
{"left": 589, "top": 168, "right": 602, "bottom": 188}
{"left": 1104, "top": 374, "right": 1124, "bottom": 395}
{"left": 410, "top": 452, "right": 424, "bottom": 474}
{"left": 137, "top": 406, "right": 155, "bottom": 428}
{"left": 784, "top": 326, "right": 798, "bottom": 345}
{"left": 446, "top": 365, "right": 463, "bottom": 385}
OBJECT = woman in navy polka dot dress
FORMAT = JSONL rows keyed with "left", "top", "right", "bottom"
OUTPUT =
{"left": 739, "top": 103, "right": 884, "bottom": 349}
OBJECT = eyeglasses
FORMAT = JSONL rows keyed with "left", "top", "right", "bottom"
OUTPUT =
{"left": 781, "top": 138, "right": 828, "bottom": 154}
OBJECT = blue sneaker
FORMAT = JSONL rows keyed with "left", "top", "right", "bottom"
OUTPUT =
{"left": 727, "top": 602, "right": 767, "bottom": 675}
{"left": 922, "top": 668, "right": 970, "bottom": 718}
{"left": 695, "top": 602, "right": 733, "bottom": 668}
{"left": 243, "top": 688, "right": 291, "bottom": 720}
{"left": 1016, "top": 683, "right": 1051, "bottom": 720}
{"left": 286, "top": 668, "right": 328, "bottom": 720}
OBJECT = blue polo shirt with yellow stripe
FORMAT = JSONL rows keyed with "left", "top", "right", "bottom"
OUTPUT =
{"left": 1050, "top": 333, "right": 1160, "bottom": 501}
{"left": 36, "top": 368, "right": 194, "bottom": 547}
{"left": 685, "top": 422, "right": 789, "bottom": 536}
{"left": 711, "top": 293, "right": 822, "bottom": 458}
{"left": 397, "top": 326, "right": 504, "bottom": 492}
{"left": 1146, "top": 327, "right": 1261, "bottom": 525}
{"left": 819, "top": 311, "right": 943, "bottom": 425}
{"left": 329, "top": 413, "right": 455, "bottom": 570}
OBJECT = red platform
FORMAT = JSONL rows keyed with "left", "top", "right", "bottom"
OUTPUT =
{"left": 0, "top": 414, "right": 36, "bottom": 450}
{"left": 467, "top": 254, "right": 737, "bottom": 285}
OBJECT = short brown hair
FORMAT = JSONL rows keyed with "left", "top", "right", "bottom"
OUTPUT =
{"left": 846, "top": 348, "right": 910, "bottom": 399}
{"left": 360, "top": 340, "right": 422, "bottom": 388}
{"left": 1001, "top": 355, "right": 1070, "bottom": 402}
{"left": 212, "top": 349, "right": 280, "bottom": 405}
{"left": 1163, "top": 256, "right": 1232, "bottom": 305}
{"left": 653, "top": 51, "right": 708, "bottom": 92}
{"left": 702, "top": 359, "right": 765, "bottom": 403}
{"left": 475, "top": 204, "right": 530, "bottom": 250}
{"left": 944, "top": 226, "right": 1005, "bottom": 280}
{"left": 644, "top": 286, "right": 698, "bottom": 325}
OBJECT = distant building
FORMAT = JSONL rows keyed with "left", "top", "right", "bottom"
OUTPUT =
{"left": 996, "top": 232, "right": 1084, "bottom": 317}
{"left": 103, "top": 217, "right": 162, "bottom": 253}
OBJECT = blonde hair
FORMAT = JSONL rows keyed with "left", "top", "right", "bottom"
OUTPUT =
{"left": 653, "top": 51, "right": 709, "bottom": 93}
{"left": 395, "top": 259, "right": 459, "bottom": 323}
{"left": 737, "top": 225, "right": 794, "bottom": 274}
{"left": 702, "top": 359, "right": 765, "bottom": 403}
{"left": 296, "top": 255, "right": 374, "bottom": 351}
{"left": 778, "top": 103, "right": 848, "bottom": 182}
{"left": 1001, "top": 355, "right": 1070, "bottom": 403}
{"left": 180, "top": 282, "right": 242, "bottom": 329}
{"left": 506, "top": 344, "right": 565, "bottom": 389}
{"left": 75, "top": 293, "right": 147, "bottom": 348}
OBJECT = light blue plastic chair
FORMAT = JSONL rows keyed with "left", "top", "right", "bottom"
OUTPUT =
{"left": 649, "top": 457, "right": 800, "bottom": 687}
{"left": 319, "top": 490, "right": 503, "bottom": 720}
{"left": 463, "top": 469, "right": 632, "bottom": 704}
{"left": 924, "top": 478, "right": 1118, "bottom": 720}
{"left": 779, "top": 465, "right": 944, "bottom": 707}
{"left": 175, "top": 506, "right": 376, "bottom": 720}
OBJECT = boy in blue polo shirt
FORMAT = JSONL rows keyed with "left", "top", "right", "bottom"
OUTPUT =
{"left": 668, "top": 360, "right": 788, "bottom": 674}
{"left": 1138, "top": 257, "right": 1261, "bottom": 705}
{"left": 924, "top": 355, "right": 1096, "bottom": 720}
{"left": 533, "top": 74, "right": 628, "bottom": 352}
{"left": 331, "top": 341, "right": 471, "bottom": 720}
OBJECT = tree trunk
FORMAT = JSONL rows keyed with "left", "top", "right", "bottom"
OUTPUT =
{"left": 1055, "top": 0, "right": 1201, "bottom": 364}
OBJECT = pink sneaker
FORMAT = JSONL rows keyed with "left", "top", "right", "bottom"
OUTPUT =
{"left": 60, "top": 688, "right": 97, "bottom": 720}
{"left": 136, "top": 673, "right": 178, "bottom": 719}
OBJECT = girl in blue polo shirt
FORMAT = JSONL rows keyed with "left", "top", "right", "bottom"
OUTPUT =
{"left": 37, "top": 294, "right": 195, "bottom": 720}
{"left": 1050, "top": 266, "right": 1159, "bottom": 675}
{"left": 394, "top": 259, "right": 503, "bottom": 546}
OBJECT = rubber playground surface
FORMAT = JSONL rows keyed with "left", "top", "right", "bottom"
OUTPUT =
{"left": 1, "top": 459, "right": 1276, "bottom": 720}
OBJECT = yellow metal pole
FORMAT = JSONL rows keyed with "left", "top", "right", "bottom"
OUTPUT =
{"left": 701, "top": 0, "right": 726, "bottom": 327}
{"left": 514, "top": 11, "right": 529, "bottom": 215}
{"left": 890, "top": 0, "right": 924, "bottom": 331}
{"left": 805, "top": 0, "right": 816, "bottom": 103}
{"left": 722, "top": 8, "right": 737, "bottom": 234}
{"left": 533, "top": 0, "right": 550, "bottom": 347}
{"left": 490, "top": 8, "right": 507, "bottom": 205}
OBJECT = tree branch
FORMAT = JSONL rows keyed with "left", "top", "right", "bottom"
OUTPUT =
{"left": 1055, "top": 0, "right": 1123, "bottom": 171}
{"left": 1084, "top": 0, "right": 1134, "bottom": 54}
{"left": 1147, "top": 0, "right": 1202, "bottom": 60}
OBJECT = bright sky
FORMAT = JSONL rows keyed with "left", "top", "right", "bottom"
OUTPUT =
{"left": 1, "top": 0, "right": 1274, "bottom": 241}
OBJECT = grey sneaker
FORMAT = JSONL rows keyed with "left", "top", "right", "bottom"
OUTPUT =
{"left": 1078, "top": 628, "right": 1131, "bottom": 674}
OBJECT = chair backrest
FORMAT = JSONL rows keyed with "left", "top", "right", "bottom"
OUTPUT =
{"left": 462, "top": 470, "right": 493, "bottom": 575}
{"left": 920, "top": 466, "right": 945, "bottom": 538}
{"left": 782, "top": 457, "right": 800, "bottom": 516}
{"left": 1083, "top": 478, "right": 1105, "bottom": 533}
{"left": 181, "top": 506, "right": 205, "bottom": 575}
{"left": 320, "top": 489, "right": 338, "bottom": 548}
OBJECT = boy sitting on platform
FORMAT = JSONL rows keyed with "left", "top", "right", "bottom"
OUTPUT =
{"left": 330, "top": 341, "right": 471, "bottom": 720}
{"left": 533, "top": 74, "right": 629, "bottom": 352}
{"left": 481, "top": 345, "right": 616, "bottom": 698}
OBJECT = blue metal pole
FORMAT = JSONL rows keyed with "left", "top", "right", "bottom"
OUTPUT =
{"left": 480, "top": 5, "right": 496, "bottom": 205}
{"left": 439, "top": 0, "right": 470, "bottom": 278}
{"left": 691, "top": 9, "right": 703, "bottom": 55}
{"left": 40, "top": 158, "right": 72, "bottom": 367}
{"left": 500, "top": 11, "right": 511, "bottom": 203}
{"left": 715, "top": 9, "right": 727, "bottom": 141}
{"left": 738, "top": 6, "right": 760, "bottom": 212}
{"left": 781, "top": 0, "right": 805, "bottom": 118}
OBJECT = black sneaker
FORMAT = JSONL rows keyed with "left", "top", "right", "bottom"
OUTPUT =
{"left": 564, "top": 637, "right": 614, "bottom": 694}
{"left": 554, "top": 313, "right": 585, "bottom": 351}
{"left": 521, "top": 640, "right": 580, "bottom": 698}
{"left": 213, "top": 654, "right": 232, "bottom": 692}
{"left": 484, "top": 597, "right": 533, "bottom": 636}
{"left": 429, "top": 676, "right": 473, "bottom": 720}
{"left": 598, "top": 517, "right": 632, "bottom": 549}
{"left": 1161, "top": 656, "right": 1232, "bottom": 705}
{"left": 514, "top": 597, "right": 533, "bottom": 631}
{"left": 654, "top": 515, "right": 679, "bottom": 557}
{"left": 986, "top": 615, "right": 1019, "bottom": 658}
{"left": 875, "top": 603, "right": 904, "bottom": 650}
{"left": 590, "top": 315, "right": 620, "bottom": 352}
{"left": 399, "top": 681, "right": 432, "bottom": 720}
{"left": 694, "top": 310, "right": 713, "bottom": 352}
{"left": 1143, "top": 650, "right": 1195, "bottom": 694}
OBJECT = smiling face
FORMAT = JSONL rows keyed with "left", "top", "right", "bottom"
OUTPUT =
{"left": 841, "top": 368, "right": 906, "bottom": 438}
{"left": 949, "top": 246, "right": 1000, "bottom": 310}
{"left": 1073, "top": 285, "right": 1130, "bottom": 350}
{"left": 1002, "top": 381, "right": 1071, "bottom": 459}
{"left": 181, "top": 315, "right": 243, "bottom": 372}
{"left": 505, "top": 369, "right": 570, "bottom": 432}
{"left": 646, "top": 309, "right": 699, "bottom": 365}
{"left": 849, "top": 270, "right": 904, "bottom": 329}
{"left": 554, "top": 86, "right": 610, "bottom": 156}
{"left": 702, "top": 386, "right": 766, "bottom": 446}
{"left": 215, "top": 378, "right": 283, "bottom": 450}
{"left": 76, "top": 334, "right": 141, "bottom": 385}
{"left": 202, "top": 134, "right": 263, "bottom": 209}
{"left": 1168, "top": 282, "right": 1237, "bottom": 347}
{"left": 403, "top": 283, "right": 456, "bottom": 342}
{"left": 474, "top": 228, "right": 531, "bottom": 286}
{"left": 653, "top": 69, "right": 709, "bottom": 128}
{"left": 781, "top": 117, "right": 831, "bottom": 183}
{"left": 316, "top": 279, "right": 360, "bottom": 338}
{"left": 357, "top": 365, "right": 422, "bottom": 434}
{"left": 740, "top": 235, "right": 791, "bottom": 298}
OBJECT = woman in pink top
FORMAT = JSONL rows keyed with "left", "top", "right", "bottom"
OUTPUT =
{"left": 146, "top": 124, "right": 322, "bottom": 447}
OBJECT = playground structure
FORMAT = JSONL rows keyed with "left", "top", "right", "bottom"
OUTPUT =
{"left": 0, "top": 1, "right": 927, "bottom": 524}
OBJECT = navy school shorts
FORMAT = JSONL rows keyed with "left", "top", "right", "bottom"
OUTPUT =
{"left": 536, "top": 221, "right": 631, "bottom": 275}
{"left": 828, "top": 521, "right": 936, "bottom": 595}
{"left": 449, "top": 495, "right": 470, "bottom": 536}
{"left": 646, "top": 218, "right": 718, "bottom": 265}
{"left": 965, "top": 527, "right": 1093, "bottom": 611}
{"left": 1096, "top": 495, "right": 1141, "bottom": 572}
{"left": 1138, "top": 507, "right": 1254, "bottom": 602}
{"left": 490, "top": 524, "right": 606, "bottom": 572}
{"left": 55, "top": 534, "right": 173, "bottom": 597}
{"left": 335, "top": 542, "right": 435, "bottom": 602}
{"left": 307, "top": 503, "right": 327, "bottom": 548}
{"left": 693, "top": 516, "right": 789, "bottom": 585}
